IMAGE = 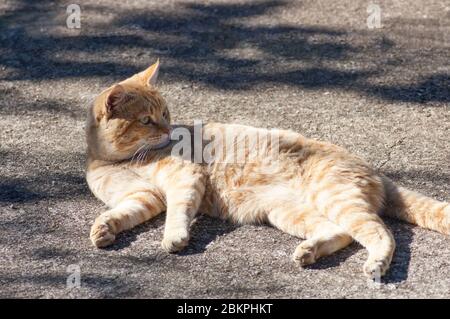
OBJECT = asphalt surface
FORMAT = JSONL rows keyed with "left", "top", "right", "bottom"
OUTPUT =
{"left": 0, "top": 0, "right": 449, "bottom": 298}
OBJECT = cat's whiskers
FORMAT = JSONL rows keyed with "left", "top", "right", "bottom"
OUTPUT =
{"left": 137, "top": 144, "right": 151, "bottom": 167}
{"left": 136, "top": 148, "right": 144, "bottom": 167}
{"left": 141, "top": 147, "right": 151, "bottom": 166}
{"left": 129, "top": 144, "right": 146, "bottom": 164}
{"left": 128, "top": 144, "right": 148, "bottom": 168}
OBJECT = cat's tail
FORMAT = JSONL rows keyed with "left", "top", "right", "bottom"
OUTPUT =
{"left": 381, "top": 175, "right": 450, "bottom": 235}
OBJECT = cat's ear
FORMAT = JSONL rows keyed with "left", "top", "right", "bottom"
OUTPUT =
{"left": 105, "top": 84, "right": 126, "bottom": 119}
{"left": 137, "top": 59, "right": 160, "bottom": 86}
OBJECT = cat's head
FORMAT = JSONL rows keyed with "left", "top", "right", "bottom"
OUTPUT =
{"left": 87, "top": 60, "right": 171, "bottom": 161}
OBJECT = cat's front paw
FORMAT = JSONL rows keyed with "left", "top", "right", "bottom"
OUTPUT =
{"left": 363, "top": 258, "right": 390, "bottom": 279}
{"left": 90, "top": 220, "right": 116, "bottom": 248}
{"left": 161, "top": 230, "right": 190, "bottom": 253}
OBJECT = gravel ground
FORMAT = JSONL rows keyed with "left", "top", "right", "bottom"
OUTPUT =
{"left": 0, "top": 0, "right": 449, "bottom": 298}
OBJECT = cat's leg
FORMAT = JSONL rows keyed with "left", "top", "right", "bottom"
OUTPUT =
{"left": 313, "top": 184, "right": 395, "bottom": 278}
{"left": 90, "top": 190, "right": 165, "bottom": 248}
{"left": 267, "top": 204, "right": 352, "bottom": 266}
{"left": 292, "top": 225, "right": 353, "bottom": 266}
{"left": 159, "top": 170, "right": 206, "bottom": 253}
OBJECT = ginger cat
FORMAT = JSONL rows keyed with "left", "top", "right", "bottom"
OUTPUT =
{"left": 86, "top": 61, "right": 449, "bottom": 278}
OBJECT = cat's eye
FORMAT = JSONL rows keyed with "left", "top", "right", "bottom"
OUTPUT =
{"left": 140, "top": 116, "right": 153, "bottom": 125}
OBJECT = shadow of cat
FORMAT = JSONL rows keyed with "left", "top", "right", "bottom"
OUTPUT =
{"left": 106, "top": 211, "right": 412, "bottom": 283}
{"left": 180, "top": 215, "right": 238, "bottom": 256}
{"left": 102, "top": 181, "right": 414, "bottom": 283}
{"left": 104, "top": 214, "right": 166, "bottom": 251}
{"left": 104, "top": 213, "right": 237, "bottom": 254}
{"left": 380, "top": 219, "right": 414, "bottom": 284}
{"left": 304, "top": 218, "right": 413, "bottom": 284}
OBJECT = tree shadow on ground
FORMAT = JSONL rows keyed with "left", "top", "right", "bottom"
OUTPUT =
{"left": 0, "top": 0, "right": 448, "bottom": 103}
{"left": 0, "top": 172, "right": 89, "bottom": 203}
{"left": 0, "top": 148, "right": 89, "bottom": 203}
{"left": 0, "top": 272, "right": 142, "bottom": 298}
{"left": 0, "top": 86, "right": 87, "bottom": 119}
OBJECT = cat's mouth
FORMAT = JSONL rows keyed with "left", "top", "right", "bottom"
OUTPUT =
{"left": 151, "top": 136, "right": 171, "bottom": 149}
{"left": 149, "top": 130, "right": 172, "bottom": 150}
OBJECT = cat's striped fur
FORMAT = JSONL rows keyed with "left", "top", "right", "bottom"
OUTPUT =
{"left": 86, "top": 61, "right": 449, "bottom": 278}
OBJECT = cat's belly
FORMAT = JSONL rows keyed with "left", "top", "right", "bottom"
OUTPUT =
{"left": 199, "top": 185, "right": 261, "bottom": 223}
{"left": 199, "top": 158, "right": 302, "bottom": 223}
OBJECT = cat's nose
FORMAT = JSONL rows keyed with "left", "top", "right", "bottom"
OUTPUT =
{"left": 161, "top": 125, "right": 170, "bottom": 134}
{"left": 158, "top": 119, "right": 171, "bottom": 134}
{"left": 160, "top": 125, "right": 171, "bottom": 135}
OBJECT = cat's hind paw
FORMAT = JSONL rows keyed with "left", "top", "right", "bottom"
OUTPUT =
{"left": 90, "top": 221, "right": 116, "bottom": 248}
{"left": 292, "top": 241, "right": 318, "bottom": 266}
